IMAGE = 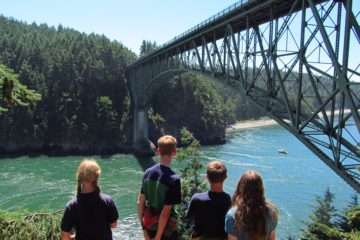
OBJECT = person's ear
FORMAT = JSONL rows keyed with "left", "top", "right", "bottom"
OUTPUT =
{"left": 172, "top": 149, "right": 176, "bottom": 156}
{"left": 157, "top": 148, "right": 161, "bottom": 156}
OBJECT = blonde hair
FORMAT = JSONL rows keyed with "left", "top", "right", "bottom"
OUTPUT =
{"left": 76, "top": 159, "right": 101, "bottom": 195}
{"left": 206, "top": 160, "right": 227, "bottom": 183}
{"left": 158, "top": 135, "right": 177, "bottom": 156}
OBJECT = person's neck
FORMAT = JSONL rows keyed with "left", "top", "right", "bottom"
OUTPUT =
{"left": 210, "top": 183, "right": 224, "bottom": 193}
{"left": 159, "top": 155, "right": 172, "bottom": 167}
{"left": 81, "top": 183, "right": 96, "bottom": 193}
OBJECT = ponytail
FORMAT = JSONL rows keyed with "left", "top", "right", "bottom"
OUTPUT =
{"left": 77, "top": 180, "right": 82, "bottom": 196}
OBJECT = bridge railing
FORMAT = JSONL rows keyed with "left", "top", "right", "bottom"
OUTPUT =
{"left": 161, "top": 0, "right": 252, "bottom": 47}
{"left": 130, "top": 0, "right": 254, "bottom": 67}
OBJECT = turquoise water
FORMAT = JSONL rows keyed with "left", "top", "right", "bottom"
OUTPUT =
{"left": 0, "top": 124, "right": 357, "bottom": 239}
{"left": 204, "top": 126, "right": 356, "bottom": 238}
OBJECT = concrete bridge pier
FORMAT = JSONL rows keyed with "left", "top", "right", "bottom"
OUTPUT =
{"left": 133, "top": 105, "right": 149, "bottom": 147}
{"left": 133, "top": 104, "right": 155, "bottom": 156}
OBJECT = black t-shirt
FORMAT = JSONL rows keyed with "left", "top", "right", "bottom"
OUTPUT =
{"left": 186, "top": 191, "right": 231, "bottom": 238}
{"left": 61, "top": 191, "right": 119, "bottom": 240}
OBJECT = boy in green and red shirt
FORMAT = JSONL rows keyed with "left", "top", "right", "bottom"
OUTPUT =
{"left": 137, "top": 135, "right": 181, "bottom": 240}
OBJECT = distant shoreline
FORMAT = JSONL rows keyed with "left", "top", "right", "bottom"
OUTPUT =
{"left": 227, "top": 109, "right": 352, "bottom": 131}
{"left": 227, "top": 119, "right": 278, "bottom": 131}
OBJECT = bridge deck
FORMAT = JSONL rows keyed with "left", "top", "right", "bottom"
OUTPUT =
{"left": 129, "top": 0, "right": 327, "bottom": 68}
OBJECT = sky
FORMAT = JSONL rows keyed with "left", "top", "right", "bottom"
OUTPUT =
{"left": 1, "top": 0, "right": 239, "bottom": 54}
{"left": 1, "top": 0, "right": 359, "bottom": 82}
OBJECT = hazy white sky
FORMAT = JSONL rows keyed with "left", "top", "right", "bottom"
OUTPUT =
{"left": 1, "top": 0, "right": 238, "bottom": 54}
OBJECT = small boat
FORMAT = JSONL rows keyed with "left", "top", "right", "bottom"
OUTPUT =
{"left": 278, "top": 148, "right": 288, "bottom": 154}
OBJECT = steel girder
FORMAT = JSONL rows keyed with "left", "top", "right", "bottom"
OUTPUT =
{"left": 126, "top": 0, "right": 360, "bottom": 193}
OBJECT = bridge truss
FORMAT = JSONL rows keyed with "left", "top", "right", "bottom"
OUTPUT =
{"left": 127, "top": 0, "right": 360, "bottom": 192}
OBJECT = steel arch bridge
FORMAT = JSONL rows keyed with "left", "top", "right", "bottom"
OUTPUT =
{"left": 126, "top": 0, "right": 360, "bottom": 193}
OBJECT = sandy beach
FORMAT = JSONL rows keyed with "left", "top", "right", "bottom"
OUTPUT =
{"left": 227, "top": 119, "right": 278, "bottom": 131}
{"left": 227, "top": 109, "right": 353, "bottom": 131}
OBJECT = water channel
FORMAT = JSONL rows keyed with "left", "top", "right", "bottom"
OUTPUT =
{"left": 0, "top": 123, "right": 356, "bottom": 239}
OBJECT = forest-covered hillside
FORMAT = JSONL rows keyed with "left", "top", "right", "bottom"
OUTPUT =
{"left": 148, "top": 72, "right": 263, "bottom": 145}
{"left": 0, "top": 16, "right": 264, "bottom": 155}
{"left": 0, "top": 16, "right": 137, "bottom": 155}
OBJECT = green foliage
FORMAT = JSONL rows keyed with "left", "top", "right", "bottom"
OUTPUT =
{"left": 0, "top": 64, "right": 41, "bottom": 113}
{"left": 150, "top": 72, "right": 237, "bottom": 144}
{"left": 176, "top": 128, "right": 208, "bottom": 240}
{"left": 98, "top": 96, "right": 113, "bottom": 106}
{"left": 303, "top": 222, "right": 349, "bottom": 240}
{"left": 338, "top": 195, "right": 360, "bottom": 233}
{"left": 312, "top": 188, "right": 336, "bottom": 226}
{"left": 148, "top": 106, "right": 166, "bottom": 136}
{"left": 301, "top": 189, "right": 360, "bottom": 240}
{"left": 148, "top": 106, "right": 165, "bottom": 123}
{"left": 344, "top": 206, "right": 360, "bottom": 231}
{"left": 349, "top": 230, "right": 360, "bottom": 240}
{"left": 139, "top": 40, "right": 158, "bottom": 57}
{"left": 0, "top": 16, "right": 136, "bottom": 153}
{"left": 302, "top": 188, "right": 337, "bottom": 239}
{"left": 0, "top": 209, "right": 62, "bottom": 240}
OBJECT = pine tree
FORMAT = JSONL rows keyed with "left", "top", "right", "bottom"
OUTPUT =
{"left": 175, "top": 128, "right": 208, "bottom": 240}
{"left": 301, "top": 188, "right": 350, "bottom": 240}
{"left": 338, "top": 194, "right": 360, "bottom": 233}
{"left": 139, "top": 40, "right": 158, "bottom": 57}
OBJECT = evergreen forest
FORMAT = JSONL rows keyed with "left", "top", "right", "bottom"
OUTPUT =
{"left": 0, "top": 16, "right": 138, "bottom": 155}
{"left": 0, "top": 16, "right": 263, "bottom": 156}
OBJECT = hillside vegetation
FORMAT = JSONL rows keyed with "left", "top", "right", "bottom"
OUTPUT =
{"left": 0, "top": 16, "right": 136, "bottom": 155}
{"left": 0, "top": 16, "right": 263, "bottom": 155}
{"left": 148, "top": 72, "right": 263, "bottom": 145}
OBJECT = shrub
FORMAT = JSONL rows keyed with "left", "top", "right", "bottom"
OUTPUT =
{"left": 0, "top": 209, "right": 62, "bottom": 240}
{"left": 176, "top": 128, "right": 208, "bottom": 239}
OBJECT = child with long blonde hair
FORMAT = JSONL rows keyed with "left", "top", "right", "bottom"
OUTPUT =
{"left": 60, "top": 159, "right": 118, "bottom": 240}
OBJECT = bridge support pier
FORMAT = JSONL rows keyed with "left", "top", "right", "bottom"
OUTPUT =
{"left": 133, "top": 105, "right": 149, "bottom": 147}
